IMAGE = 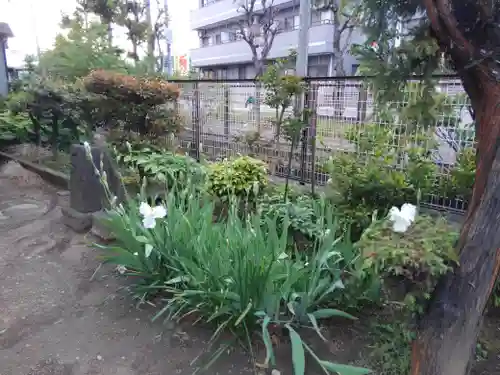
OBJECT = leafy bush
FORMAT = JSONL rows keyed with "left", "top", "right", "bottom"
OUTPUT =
{"left": 96, "top": 182, "right": 371, "bottom": 375}
{"left": 83, "top": 70, "right": 182, "bottom": 138}
{"left": 0, "top": 111, "right": 32, "bottom": 145}
{"left": 112, "top": 144, "right": 206, "bottom": 190}
{"left": 325, "top": 124, "right": 438, "bottom": 239}
{"left": 356, "top": 214, "right": 458, "bottom": 308}
{"left": 441, "top": 147, "right": 475, "bottom": 203}
{"left": 207, "top": 156, "right": 268, "bottom": 200}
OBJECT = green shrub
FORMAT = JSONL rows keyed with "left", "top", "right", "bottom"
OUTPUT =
{"left": 0, "top": 111, "right": 32, "bottom": 145}
{"left": 441, "top": 147, "right": 475, "bottom": 203}
{"left": 325, "top": 124, "right": 438, "bottom": 239}
{"left": 356, "top": 214, "right": 458, "bottom": 309}
{"left": 207, "top": 156, "right": 268, "bottom": 200}
{"left": 113, "top": 145, "right": 206, "bottom": 190}
{"left": 96, "top": 182, "right": 371, "bottom": 375}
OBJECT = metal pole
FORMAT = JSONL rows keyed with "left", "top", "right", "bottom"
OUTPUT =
{"left": 295, "top": 0, "right": 310, "bottom": 76}
{"left": 164, "top": 0, "right": 173, "bottom": 76}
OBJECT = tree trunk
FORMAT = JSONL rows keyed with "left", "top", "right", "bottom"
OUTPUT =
{"left": 411, "top": 1, "right": 500, "bottom": 374}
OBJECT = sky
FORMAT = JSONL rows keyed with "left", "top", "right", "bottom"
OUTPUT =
{"left": 0, "top": 0, "right": 198, "bottom": 67}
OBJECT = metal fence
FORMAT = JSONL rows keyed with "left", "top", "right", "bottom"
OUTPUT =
{"left": 170, "top": 76, "right": 474, "bottom": 212}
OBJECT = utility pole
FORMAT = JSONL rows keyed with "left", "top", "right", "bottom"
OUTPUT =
{"left": 145, "top": 0, "right": 155, "bottom": 72}
{"left": 163, "top": 0, "right": 173, "bottom": 76}
{"left": 295, "top": 0, "right": 310, "bottom": 77}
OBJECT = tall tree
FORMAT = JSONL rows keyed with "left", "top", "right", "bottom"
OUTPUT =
{"left": 116, "top": 0, "right": 149, "bottom": 62}
{"left": 356, "top": 1, "right": 500, "bottom": 374}
{"left": 39, "top": 15, "right": 128, "bottom": 81}
{"left": 77, "top": 0, "right": 119, "bottom": 43}
{"left": 314, "top": 0, "right": 362, "bottom": 76}
{"left": 235, "top": 0, "right": 279, "bottom": 77}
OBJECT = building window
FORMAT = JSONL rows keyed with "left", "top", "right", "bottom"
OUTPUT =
{"left": 320, "top": 10, "right": 333, "bottom": 24}
{"left": 293, "top": 15, "right": 300, "bottom": 29}
{"left": 238, "top": 65, "right": 246, "bottom": 79}
{"left": 217, "top": 68, "right": 228, "bottom": 79}
{"left": 215, "top": 34, "right": 222, "bottom": 44}
{"left": 283, "top": 17, "right": 294, "bottom": 31}
{"left": 201, "top": 37, "right": 210, "bottom": 47}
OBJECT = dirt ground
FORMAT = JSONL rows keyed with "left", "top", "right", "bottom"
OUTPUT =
{"left": 0, "top": 160, "right": 499, "bottom": 375}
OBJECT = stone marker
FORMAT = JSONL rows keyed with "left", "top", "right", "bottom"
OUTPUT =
{"left": 62, "top": 143, "right": 124, "bottom": 235}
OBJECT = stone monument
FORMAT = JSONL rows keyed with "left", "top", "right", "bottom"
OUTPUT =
{"left": 62, "top": 143, "right": 125, "bottom": 240}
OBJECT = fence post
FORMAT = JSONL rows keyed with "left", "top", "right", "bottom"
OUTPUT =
{"left": 308, "top": 82, "right": 319, "bottom": 195}
{"left": 223, "top": 84, "right": 230, "bottom": 139}
{"left": 299, "top": 82, "right": 310, "bottom": 185}
{"left": 191, "top": 82, "right": 201, "bottom": 162}
{"left": 356, "top": 81, "right": 368, "bottom": 123}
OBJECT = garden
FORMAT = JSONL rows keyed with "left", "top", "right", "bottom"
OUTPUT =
{"left": 1, "top": 56, "right": 496, "bottom": 375}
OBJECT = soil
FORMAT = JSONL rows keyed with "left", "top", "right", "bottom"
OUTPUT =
{"left": 0, "top": 159, "right": 499, "bottom": 375}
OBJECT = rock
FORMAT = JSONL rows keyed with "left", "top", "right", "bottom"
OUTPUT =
{"left": 61, "top": 206, "right": 92, "bottom": 233}
{"left": 91, "top": 210, "right": 115, "bottom": 242}
{"left": 69, "top": 144, "right": 125, "bottom": 214}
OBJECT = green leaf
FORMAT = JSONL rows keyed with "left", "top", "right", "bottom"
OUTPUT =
{"left": 261, "top": 315, "right": 276, "bottom": 367}
{"left": 134, "top": 235, "right": 149, "bottom": 243}
{"left": 285, "top": 324, "right": 305, "bottom": 375}
{"left": 307, "top": 313, "right": 327, "bottom": 341}
{"left": 144, "top": 244, "right": 153, "bottom": 258}
{"left": 319, "top": 361, "right": 372, "bottom": 375}
{"left": 312, "top": 309, "right": 357, "bottom": 321}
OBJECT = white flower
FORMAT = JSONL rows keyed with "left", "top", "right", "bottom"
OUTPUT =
{"left": 139, "top": 202, "right": 167, "bottom": 229}
{"left": 116, "top": 265, "right": 127, "bottom": 274}
{"left": 133, "top": 252, "right": 138, "bottom": 256}
{"left": 388, "top": 203, "right": 417, "bottom": 233}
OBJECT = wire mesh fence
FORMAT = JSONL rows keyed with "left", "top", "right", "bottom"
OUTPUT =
{"left": 171, "top": 76, "right": 474, "bottom": 212}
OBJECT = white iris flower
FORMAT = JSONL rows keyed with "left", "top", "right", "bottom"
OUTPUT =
{"left": 139, "top": 202, "right": 167, "bottom": 229}
{"left": 388, "top": 203, "right": 417, "bottom": 233}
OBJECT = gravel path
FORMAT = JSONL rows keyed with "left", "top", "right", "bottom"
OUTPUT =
{"left": 0, "top": 161, "right": 252, "bottom": 375}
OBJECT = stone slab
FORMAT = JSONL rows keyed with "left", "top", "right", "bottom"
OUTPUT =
{"left": 91, "top": 210, "right": 115, "bottom": 242}
{"left": 61, "top": 206, "right": 92, "bottom": 233}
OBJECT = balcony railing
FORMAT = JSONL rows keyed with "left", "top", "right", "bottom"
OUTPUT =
{"left": 199, "top": 19, "right": 333, "bottom": 48}
{"left": 200, "top": 0, "right": 222, "bottom": 7}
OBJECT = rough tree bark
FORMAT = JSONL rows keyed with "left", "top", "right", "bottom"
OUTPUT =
{"left": 411, "top": 1, "right": 500, "bottom": 375}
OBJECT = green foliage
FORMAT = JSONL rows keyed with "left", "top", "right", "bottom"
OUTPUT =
{"left": 325, "top": 124, "right": 438, "bottom": 239}
{"left": 206, "top": 156, "right": 268, "bottom": 200}
{"left": 441, "top": 147, "right": 476, "bottom": 202}
{"left": 38, "top": 20, "right": 129, "bottom": 81}
{"left": 96, "top": 182, "right": 371, "bottom": 375}
{"left": 259, "top": 54, "right": 306, "bottom": 197}
{"left": 1, "top": 79, "right": 86, "bottom": 152}
{"left": 0, "top": 111, "right": 32, "bottom": 145}
{"left": 83, "top": 69, "right": 182, "bottom": 138}
{"left": 112, "top": 144, "right": 206, "bottom": 189}
{"left": 357, "top": 214, "right": 459, "bottom": 309}
{"left": 369, "top": 321, "right": 414, "bottom": 375}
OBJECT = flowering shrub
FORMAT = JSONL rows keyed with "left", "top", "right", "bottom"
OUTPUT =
{"left": 325, "top": 124, "right": 438, "bottom": 240}
{"left": 357, "top": 211, "right": 458, "bottom": 309}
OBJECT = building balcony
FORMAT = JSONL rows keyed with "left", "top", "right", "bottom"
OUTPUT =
{"left": 191, "top": 0, "right": 294, "bottom": 30}
{"left": 190, "top": 22, "right": 336, "bottom": 68}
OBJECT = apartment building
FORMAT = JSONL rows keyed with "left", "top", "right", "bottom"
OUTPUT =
{"left": 189, "top": 0, "right": 363, "bottom": 78}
